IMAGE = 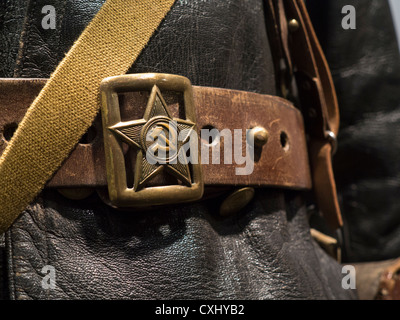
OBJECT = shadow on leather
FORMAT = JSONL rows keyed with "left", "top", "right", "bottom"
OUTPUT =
{"left": 38, "top": 189, "right": 290, "bottom": 259}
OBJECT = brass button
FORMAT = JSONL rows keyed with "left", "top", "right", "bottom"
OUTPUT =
{"left": 248, "top": 126, "right": 269, "bottom": 148}
{"left": 219, "top": 187, "right": 255, "bottom": 217}
{"left": 288, "top": 19, "right": 300, "bottom": 32}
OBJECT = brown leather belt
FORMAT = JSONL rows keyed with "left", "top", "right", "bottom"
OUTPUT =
{"left": 0, "top": 78, "right": 311, "bottom": 198}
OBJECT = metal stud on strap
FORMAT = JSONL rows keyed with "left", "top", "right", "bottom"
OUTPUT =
{"left": 325, "top": 130, "right": 338, "bottom": 155}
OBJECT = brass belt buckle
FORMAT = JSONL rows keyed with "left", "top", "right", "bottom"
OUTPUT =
{"left": 100, "top": 73, "right": 204, "bottom": 208}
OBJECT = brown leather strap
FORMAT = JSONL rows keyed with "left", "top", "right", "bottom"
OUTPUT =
{"left": 278, "top": 0, "right": 342, "bottom": 229}
{"left": 0, "top": 78, "right": 311, "bottom": 191}
{"left": 354, "top": 258, "right": 400, "bottom": 300}
{"left": 264, "top": 0, "right": 293, "bottom": 98}
{"left": 376, "top": 258, "right": 400, "bottom": 300}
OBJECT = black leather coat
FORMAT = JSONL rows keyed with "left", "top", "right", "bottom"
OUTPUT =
{"left": 0, "top": 0, "right": 358, "bottom": 299}
{"left": 308, "top": 0, "right": 400, "bottom": 263}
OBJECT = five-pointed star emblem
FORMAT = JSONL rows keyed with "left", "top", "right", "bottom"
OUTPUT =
{"left": 109, "top": 85, "right": 195, "bottom": 191}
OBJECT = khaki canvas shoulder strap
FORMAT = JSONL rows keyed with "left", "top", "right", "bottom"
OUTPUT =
{"left": 0, "top": 0, "right": 176, "bottom": 232}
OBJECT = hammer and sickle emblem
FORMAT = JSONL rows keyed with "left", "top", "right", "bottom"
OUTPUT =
{"left": 147, "top": 122, "right": 177, "bottom": 156}
{"left": 109, "top": 85, "right": 195, "bottom": 189}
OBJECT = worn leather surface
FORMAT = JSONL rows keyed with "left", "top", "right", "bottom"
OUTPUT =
{"left": 0, "top": 0, "right": 26, "bottom": 77}
{"left": 0, "top": 0, "right": 356, "bottom": 299}
{"left": 7, "top": 190, "right": 354, "bottom": 300}
{"left": 308, "top": 0, "right": 400, "bottom": 262}
{"left": 0, "top": 79, "right": 312, "bottom": 190}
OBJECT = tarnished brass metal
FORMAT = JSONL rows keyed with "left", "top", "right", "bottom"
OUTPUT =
{"left": 100, "top": 73, "right": 204, "bottom": 208}
{"left": 248, "top": 126, "right": 269, "bottom": 148}
{"left": 219, "top": 187, "right": 255, "bottom": 217}
{"left": 288, "top": 19, "right": 300, "bottom": 32}
{"left": 110, "top": 85, "right": 195, "bottom": 190}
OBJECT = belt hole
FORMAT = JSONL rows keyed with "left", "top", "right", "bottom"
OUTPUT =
{"left": 280, "top": 131, "right": 290, "bottom": 152}
{"left": 2, "top": 123, "right": 18, "bottom": 142}
{"left": 79, "top": 126, "right": 97, "bottom": 145}
{"left": 201, "top": 125, "right": 219, "bottom": 145}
